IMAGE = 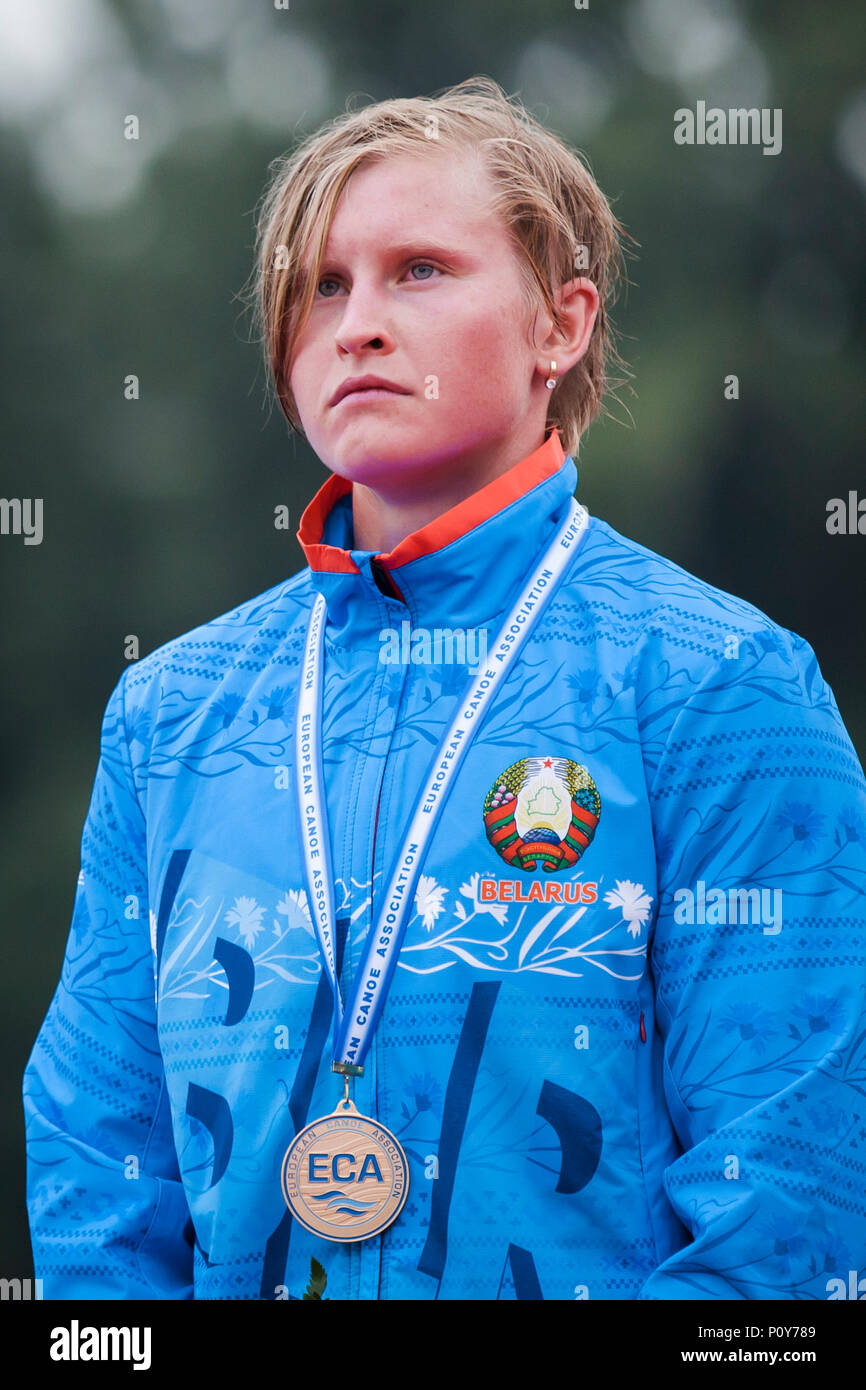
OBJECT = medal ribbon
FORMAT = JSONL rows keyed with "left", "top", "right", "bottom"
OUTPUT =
{"left": 296, "top": 496, "right": 589, "bottom": 1073}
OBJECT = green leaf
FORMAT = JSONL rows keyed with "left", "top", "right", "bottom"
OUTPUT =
{"left": 303, "top": 1256, "right": 329, "bottom": 1300}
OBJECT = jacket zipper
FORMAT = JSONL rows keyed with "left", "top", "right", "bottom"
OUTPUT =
{"left": 368, "top": 557, "right": 406, "bottom": 1299}
{"left": 371, "top": 783, "right": 383, "bottom": 902}
{"left": 369, "top": 555, "right": 405, "bottom": 897}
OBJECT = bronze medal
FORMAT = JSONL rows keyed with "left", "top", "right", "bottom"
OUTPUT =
{"left": 281, "top": 1096, "right": 409, "bottom": 1243}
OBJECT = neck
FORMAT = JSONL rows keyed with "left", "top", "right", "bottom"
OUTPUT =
{"left": 350, "top": 427, "right": 548, "bottom": 553}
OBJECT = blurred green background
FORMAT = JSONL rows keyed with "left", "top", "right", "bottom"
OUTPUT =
{"left": 2, "top": 0, "right": 864, "bottom": 1278}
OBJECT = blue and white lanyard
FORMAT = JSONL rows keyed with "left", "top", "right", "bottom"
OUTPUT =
{"left": 296, "top": 497, "right": 589, "bottom": 1073}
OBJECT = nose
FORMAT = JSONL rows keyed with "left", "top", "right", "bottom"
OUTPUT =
{"left": 334, "top": 279, "right": 395, "bottom": 356}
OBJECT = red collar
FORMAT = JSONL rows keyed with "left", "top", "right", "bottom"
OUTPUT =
{"left": 297, "top": 428, "right": 566, "bottom": 576}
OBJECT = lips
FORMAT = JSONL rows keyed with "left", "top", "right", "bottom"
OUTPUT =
{"left": 329, "top": 376, "right": 411, "bottom": 407}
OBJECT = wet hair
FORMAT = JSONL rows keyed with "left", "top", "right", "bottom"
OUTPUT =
{"left": 246, "top": 74, "right": 636, "bottom": 455}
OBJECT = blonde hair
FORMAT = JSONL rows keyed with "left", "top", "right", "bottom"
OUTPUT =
{"left": 246, "top": 75, "right": 636, "bottom": 456}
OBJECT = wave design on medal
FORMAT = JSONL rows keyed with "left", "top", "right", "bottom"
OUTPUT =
{"left": 309, "top": 1190, "right": 380, "bottom": 1217}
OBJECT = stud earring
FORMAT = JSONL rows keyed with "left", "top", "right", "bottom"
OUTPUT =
{"left": 545, "top": 361, "right": 558, "bottom": 390}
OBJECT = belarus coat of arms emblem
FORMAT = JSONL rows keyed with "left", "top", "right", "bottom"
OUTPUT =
{"left": 483, "top": 755, "right": 601, "bottom": 872}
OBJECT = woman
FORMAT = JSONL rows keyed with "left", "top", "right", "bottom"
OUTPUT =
{"left": 24, "top": 76, "right": 866, "bottom": 1301}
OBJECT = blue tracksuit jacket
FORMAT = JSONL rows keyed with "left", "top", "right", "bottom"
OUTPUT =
{"left": 23, "top": 428, "right": 866, "bottom": 1299}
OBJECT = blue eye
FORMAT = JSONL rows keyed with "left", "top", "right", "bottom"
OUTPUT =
{"left": 315, "top": 262, "right": 440, "bottom": 297}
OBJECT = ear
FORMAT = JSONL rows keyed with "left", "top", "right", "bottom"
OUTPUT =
{"left": 535, "top": 277, "right": 600, "bottom": 377}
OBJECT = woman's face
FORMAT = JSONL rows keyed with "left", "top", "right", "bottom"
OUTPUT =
{"left": 287, "top": 147, "right": 561, "bottom": 495}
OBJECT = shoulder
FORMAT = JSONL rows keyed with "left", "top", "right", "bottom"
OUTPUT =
{"left": 113, "top": 567, "right": 316, "bottom": 742}
{"left": 562, "top": 513, "right": 855, "bottom": 771}
{"left": 566, "top": 511, "right": 810, "bottom": 676}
